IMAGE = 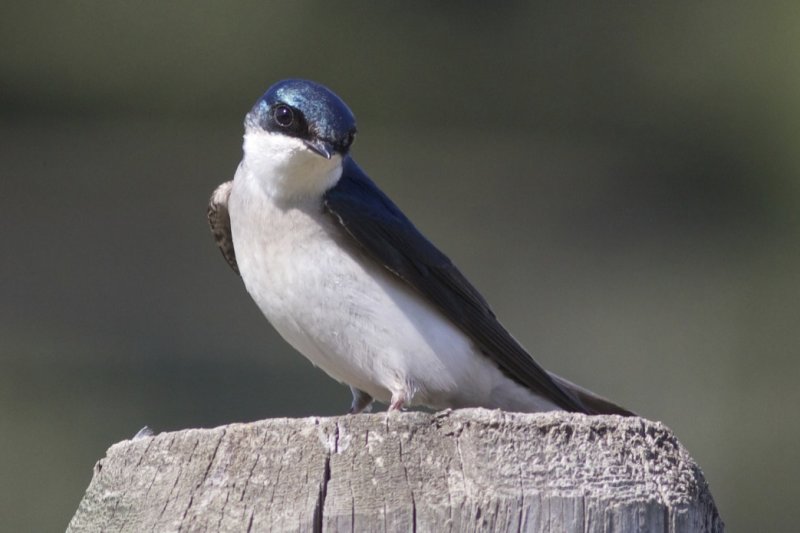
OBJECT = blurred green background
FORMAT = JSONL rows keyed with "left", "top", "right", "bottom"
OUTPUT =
{"left": 2, "top": 2, "right": 798, "bottom": 531}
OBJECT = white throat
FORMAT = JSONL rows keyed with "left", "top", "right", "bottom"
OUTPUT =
{"left": 240, "top": 130, "right": 343, "bottom": 201}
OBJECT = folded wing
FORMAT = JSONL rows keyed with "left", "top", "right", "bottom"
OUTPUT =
{"left": 208, "top": 181, "right": 239, "bottom": 275}
{"left": 323, "top": 158, "right": 617, "bottom": 414}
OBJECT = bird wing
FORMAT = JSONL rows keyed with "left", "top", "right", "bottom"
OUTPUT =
{"left": 323, "top": 158, "right": 595, "bottom": 413}
{"left": 208, "top": 181, "right": 239, "bottom": 275}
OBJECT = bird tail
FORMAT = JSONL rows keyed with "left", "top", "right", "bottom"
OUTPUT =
{"left": 548, "top": 372, "right": 636, "bottom": 417}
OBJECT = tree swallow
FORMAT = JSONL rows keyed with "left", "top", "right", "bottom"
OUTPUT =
{"left": 208, "top": 79, "right": 633, "bottom": 416}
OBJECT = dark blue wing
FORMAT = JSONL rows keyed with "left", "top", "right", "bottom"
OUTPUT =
{"left": 323, "top": 158, "right": 591, "bottom": 413}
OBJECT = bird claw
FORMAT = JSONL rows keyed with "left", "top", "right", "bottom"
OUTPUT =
{"left": 348, "top": 387, "right": 374, "bottom": 414}
{"left": 388, "top": 393, "right": 406, "bottom": 412}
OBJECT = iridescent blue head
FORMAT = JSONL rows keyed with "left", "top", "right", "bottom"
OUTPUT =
{"left": 245, "top": 79, "right": 357, "bottom": 159}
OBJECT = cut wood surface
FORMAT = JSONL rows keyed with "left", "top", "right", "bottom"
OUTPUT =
{"left": 67, "top": 409, "right": 722, "bottom": 532}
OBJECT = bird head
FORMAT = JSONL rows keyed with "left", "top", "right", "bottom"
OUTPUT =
{"left": 242, "top": 79, "right": 358, "bottom": 199}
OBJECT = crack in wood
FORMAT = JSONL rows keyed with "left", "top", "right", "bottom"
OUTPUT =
{"left": 313, "top": 421, "right": 338, "bottom": 532}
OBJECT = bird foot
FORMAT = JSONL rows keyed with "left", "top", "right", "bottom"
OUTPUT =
{"left": 388, "top": 393, "right": 406, "bottom": 412}
{"left": 348, "top": 387, "right": 374, "bottom": 414}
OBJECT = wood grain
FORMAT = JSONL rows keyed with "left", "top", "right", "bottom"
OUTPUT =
{"left": 68, "top": 409, "right": 723, "bottom": 532}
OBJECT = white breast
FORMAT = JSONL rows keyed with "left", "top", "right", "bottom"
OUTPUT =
{"left": 227, "top": 131, "right": 559, "bottom": 412}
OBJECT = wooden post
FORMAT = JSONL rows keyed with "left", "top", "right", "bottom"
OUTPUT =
{"left": 67, "top": 409, "right": 722, "bottom": 532}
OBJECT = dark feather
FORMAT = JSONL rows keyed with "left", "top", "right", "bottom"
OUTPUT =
{"left": 208, "top": 181, "right": 239, "bottom": 275}
{"left": 324, "top": 158, "right": 632, "bottom": 415}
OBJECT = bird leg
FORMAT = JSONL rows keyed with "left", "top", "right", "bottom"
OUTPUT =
{"left": 388, "top": 380, "right": 418, "bottom": 413}
{"left": 388, "top": 391, "right": 406, "bottom": 412}
{"left": 348, "top": 387, "right": 374, "bottom": 414}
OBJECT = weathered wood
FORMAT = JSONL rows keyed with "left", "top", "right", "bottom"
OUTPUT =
{"left": 67, "top": 409, "right": 722, "bottom": 532}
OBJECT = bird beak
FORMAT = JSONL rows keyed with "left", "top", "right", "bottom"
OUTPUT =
{"left": 304, "top": 139, "right": 335, "bottom": 159}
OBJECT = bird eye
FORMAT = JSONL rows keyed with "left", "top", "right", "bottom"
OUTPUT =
{"left": 273, "top": 105, "right": 294, "bottom": 127}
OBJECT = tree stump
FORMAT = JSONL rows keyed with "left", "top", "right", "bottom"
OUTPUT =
{"left": 67, "top": 409, "right": 722, "bottom": 532}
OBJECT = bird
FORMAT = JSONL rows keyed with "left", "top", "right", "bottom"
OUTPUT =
{"left": 208, "top": 79, "right": 633, "bottom": 416}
